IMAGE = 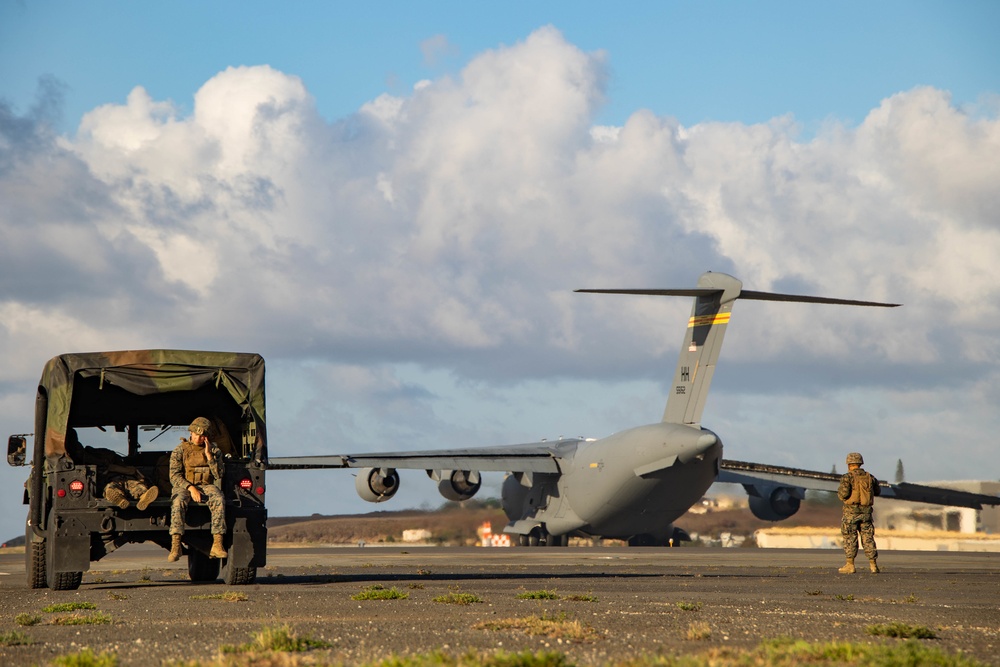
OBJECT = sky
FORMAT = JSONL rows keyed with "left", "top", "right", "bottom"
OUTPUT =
{"left": 1, "top": 1, "right": 999, "bottom": 544}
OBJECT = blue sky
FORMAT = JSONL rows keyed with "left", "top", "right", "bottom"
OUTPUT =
{"left": 4, "top": 2, "right": 998, "bottom": 132}
{"left": 1, "top": 1, "right": 999, "bottom": 543}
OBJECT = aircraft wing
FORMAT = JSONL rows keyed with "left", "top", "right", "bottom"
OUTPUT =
{"left": 266, "top": 439, "right": 581, "bottom": 474}
{"left": 718, "top": 459, "right": 1000, "bottom": 510}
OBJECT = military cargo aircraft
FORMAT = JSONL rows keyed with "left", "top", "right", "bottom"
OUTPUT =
{"left": 270, "top": 272, "right": 1000, "bottom": 546}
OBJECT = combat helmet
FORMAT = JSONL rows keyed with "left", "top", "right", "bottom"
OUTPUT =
{"left": 846, "top": 452, "right": 864, "bottom": 465}
{"left": 189, "top": 417, "right": 213, "bottom": 436}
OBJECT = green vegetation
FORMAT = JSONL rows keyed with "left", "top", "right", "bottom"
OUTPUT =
{"left": 190, "top": 591, "right": 249, "bottom": 602}
{"left": 42, "top": 602, "right": 97, "bottom": 613}
{"left": 49, "top": 648, "right": 119, "bottom": 667}
{"left": 49, "top": 611, "right": 113, "bottom": 625}
{"left": 675, "top": 601, "right": 702, "bottom": 611}
{"left": 222, "top": 624, "right": 332, "bottom": 654}
{"left": 364, "top": 651, "right": 571, "bottom": 667}
{"left": 474, "top": 612, "right": 600, "bottom": 643}
{"left": 834, "top": 593, "right": 855, "bottom": 601}
{"left": 867, "top": 622, "right": 938, "bottom": 639}
{"left": 352, "top": 584, "right": 410, "bottom": 601}
{"left": 0, "top": 630, "right": 33, "bottom": 646}
{"left": 45, "top": 638, "right": 986, "bottom": 667}
{"left": 563, "top": 594, "right": 598, "bottom": 602}
{"left": 14, "top": 612, "right": 42, "bottom": 626}
{"left": 433, "top": 592, "right": 484, "bottom": 605}
{"left": 515, "top": 590, "right": 559, "bottom": 600}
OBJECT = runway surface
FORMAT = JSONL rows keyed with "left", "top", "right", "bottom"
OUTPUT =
{"left": 1, "top": 545, "right": 998, "bottom": 665}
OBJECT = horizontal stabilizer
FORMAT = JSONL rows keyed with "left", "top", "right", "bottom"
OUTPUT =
{"left": 575, "top": 288, "right": 900, "bottom": 308}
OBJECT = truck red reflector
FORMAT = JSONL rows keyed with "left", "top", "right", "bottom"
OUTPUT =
{"left": 239, "top": 478, "right": 253, "bottom": 490}
{"left": 255, "top": 486, "right": 265, "bottom": 495}
{"left": 57, "top": 488, "right": 67, "bottom": 497}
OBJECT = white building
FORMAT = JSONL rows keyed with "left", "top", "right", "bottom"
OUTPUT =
{"left": 876, "top": 481, "right": 1000, "bottom": 535}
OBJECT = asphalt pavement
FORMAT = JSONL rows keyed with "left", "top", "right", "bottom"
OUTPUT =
{"left": 1, "top": 545, "right": 997, "bottom": 666}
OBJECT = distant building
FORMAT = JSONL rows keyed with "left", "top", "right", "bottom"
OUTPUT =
{"left": 876, "top": 481, "right": 1000, "bottom": 535}
{"left": 402, "top": 529, "right": 433, "bottom": 543}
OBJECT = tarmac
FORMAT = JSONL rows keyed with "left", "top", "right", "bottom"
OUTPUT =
{"left": 1, "top": 545, "right": 998, "bottom": 665}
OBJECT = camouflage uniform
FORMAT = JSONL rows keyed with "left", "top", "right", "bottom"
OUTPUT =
{"left": 169, "top": 437, "right": 225, "bottom": 535}
{"left": 64, "top": 430, "right": 158, "bottom": 510}
{"left": 837, "top": 454, "right": 880, "bottom": 572}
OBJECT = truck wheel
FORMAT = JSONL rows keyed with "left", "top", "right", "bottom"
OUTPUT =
{"left": 44, "top": 529, "right": 83, "bottom": 591}
{"left": 188, "top": 549, "right": 221, "bottom": 582}
{"left": 222, "top": 561, "right": 257, "bottom": 585}
{"left": 25, "top": 525, "right": 46, "bottom": 589}
{"left": 50, "top": 570, "right": 83, "bottom": 591}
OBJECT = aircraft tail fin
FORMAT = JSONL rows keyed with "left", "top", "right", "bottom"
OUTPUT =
{"left": 577, "top": 272, "right": 899, "bottom": 427}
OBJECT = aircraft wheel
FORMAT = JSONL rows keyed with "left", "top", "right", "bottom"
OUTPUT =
{"left": 527, "top": 530, "right": 541, "bottom": 547}
{"left": 518, "top": 534, "right": 529, "bottom": 547}
{"left": 627, "top": 534, "right": 656, "bottom": 547}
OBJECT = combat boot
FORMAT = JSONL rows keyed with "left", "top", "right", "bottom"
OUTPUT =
{"left": 210, "top": 534, "right": 228, "bottom": 559}
{"left": 104, "top": 485, "right": 130, "bottom": 509}
{"left": 136, "top": 485, "right": 159, "bottom": 511}
{"left": 167, "top": 534, "right": 182, "bottom": 562}
{"left": 869, "top": 558, "right": 880, "bottom": 574}
{"left": 838, "top": 557, "right": 856, "bottom": 574}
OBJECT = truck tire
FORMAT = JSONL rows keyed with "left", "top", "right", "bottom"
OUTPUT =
{"left": 222, "top": 561, "right": 257, "bottom": 585}
{"left": 188, "top": 549, "right": 221, "bottom": 582}
{"left": 25, "top": 525, "right": 46, "bottom": 589}
{"left": 50, "top": 570, "right": 83, "bottom": 591}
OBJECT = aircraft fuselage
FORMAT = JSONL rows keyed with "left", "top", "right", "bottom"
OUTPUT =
{"left": 503, "top": 422, "right": 722, "bottom": 542}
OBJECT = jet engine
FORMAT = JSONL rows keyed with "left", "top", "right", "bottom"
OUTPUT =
{"left": 435, "top": 469, "right": 481, "bottom": 502}
{"left": 747, "top": 486, "right": 802, "bottom": 521}
{"left": 355, "top": 467, "right": 400, "bottom": 503}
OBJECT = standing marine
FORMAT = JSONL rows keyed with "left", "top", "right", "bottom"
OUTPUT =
{"left": 837, "top": 451, "right": 880, "bottom": 574}
{"left": 167, "top": 417, "right": 228, "bottom": 562}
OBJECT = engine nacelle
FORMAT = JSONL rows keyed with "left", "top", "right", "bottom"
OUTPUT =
{"left": 436, "top": 469, "right": 481, "bottom": 502}
{"left": 355, "top": 467, "right": 400, "bottom": 503}
{"left": 747, "top": 486, "right": 802, "bottom": 521}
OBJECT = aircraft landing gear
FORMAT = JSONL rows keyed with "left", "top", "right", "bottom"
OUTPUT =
{"left": 517, "top": 527, "right": 568, "bottom": 547}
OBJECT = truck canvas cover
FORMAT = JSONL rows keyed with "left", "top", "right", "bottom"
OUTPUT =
{"left": 37, "top": 350, "right": 266, "bottom": 460}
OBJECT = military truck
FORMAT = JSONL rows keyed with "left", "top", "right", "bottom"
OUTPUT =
{"left": 6, "top": 350, "right": 268, "bottom": 590}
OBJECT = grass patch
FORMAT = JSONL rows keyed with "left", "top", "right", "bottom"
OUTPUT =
{"left": 676, "top": 601, "right": 702, "bottom": 611}
{"left": 564, "top": 594, "right": 597, "bottom": 602}
{"left": 433, "top": 592, "right": 484, "bottom": 605}
{"left": 516, "top": 590, "right": 559, "bottom": 600}
{"left": 190, "top": 591, "right": 249, "bottom": 602}
{"left": 15, "top": 612, "right": 42, "bottom": 626}
{"left": 834, "top": 593, "right": 855, "bottom": 601}
{"left": 222, "top": 624, "right": 332, "bottom": 654}
{"left": 0, "top": 630, "right": 33, "bottom": 646}
{"left": 106, "top": 592, "right": 129, "bottom": 601}
{"left": 43, "top": 601, "right": 97, "bottom": 613}
{"left": 361, "top": 651, "right": 572, "bottom": 667}
{"left": 352, "top": 584, "right": 409, "bottom": 601}
{"left": 474, "top": 612, "right": 601, "bottom": 643}
{"left": 686, "top": 621, "right": 712, "bottom": 640}
{"left": 867, "top": 622, "right": 937, "bottom": 639}
{"left": 49, "top": 648, "right": 119, "bottom": 666}
{"left": 49, "top": 611, "right": 113, "bottom": 625}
